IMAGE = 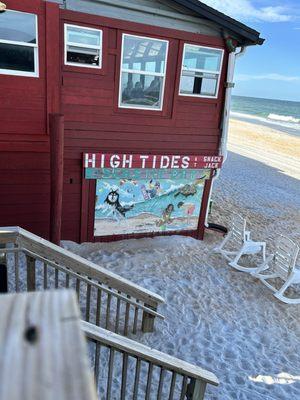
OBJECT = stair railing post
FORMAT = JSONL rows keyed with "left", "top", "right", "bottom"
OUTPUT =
{"left": 142, "top": 303, "right": 157, "bottom": 333}
{"left": 187, "top": 378, "right": 207, "bottom": 400}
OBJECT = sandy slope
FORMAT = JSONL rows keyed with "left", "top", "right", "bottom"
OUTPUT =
{"left": 228, "top": 119, "right": 300, "bottom": 179}
{"left": 57, "top": 118, "right": 300, "bottom": 399}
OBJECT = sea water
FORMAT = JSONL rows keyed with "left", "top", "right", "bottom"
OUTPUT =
{"left": 231, "top": 95, "right": 300, "bottom": 136}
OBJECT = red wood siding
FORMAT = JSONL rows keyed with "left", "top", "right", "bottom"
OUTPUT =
{"left": 60, "top": 9, "right": 228, "bottom": 242}
{"left": 0, "top": 0, "right": 59, "bottom": 238}
{"left": 0, "top": 2, "right": 228, "bottom": 242}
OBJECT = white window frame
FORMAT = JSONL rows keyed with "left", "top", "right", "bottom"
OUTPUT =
{"left": 0, "top": 9, "right": 39, "bottom": 77}
{"left": 179, "top": 44, "right": 224, "bottom": 99}
{"left": 118, "top": 33, "right": 169, "bottom": 111}
{"left": 64, "top": 23, "right": 103, "bottom": 69}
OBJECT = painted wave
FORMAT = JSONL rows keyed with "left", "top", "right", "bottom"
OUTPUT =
{"left": 95, "top": 184, "right": 203, "bottom": 220}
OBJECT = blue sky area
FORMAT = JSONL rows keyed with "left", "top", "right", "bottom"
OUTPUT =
{"left": 202, "top": 0, "right": 300, "bottom": 101}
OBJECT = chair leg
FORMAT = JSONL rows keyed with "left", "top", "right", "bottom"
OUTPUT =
{"left": 229, "top": 243, "right": 267, "bottom": 273}
{"left": 256, "top": 273, "right": 280, "bottom": 292}
{"left": 228, "top": 246, "right": 246, "bottom": 271}
{"left": 261, "top": 243, "right": 266, "bottom": 262}
{"left": 273, "top": 274, "right": 300, "bottom": 304}
{"left": 214, "top": 233, "right": 231, "bottom": 253}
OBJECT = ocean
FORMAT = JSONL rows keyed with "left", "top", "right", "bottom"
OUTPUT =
{"left": 231, "top": 95, "right": 300, "bottom": 137}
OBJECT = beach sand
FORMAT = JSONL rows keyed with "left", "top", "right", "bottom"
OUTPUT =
{"left": 61, "top": 118, "right": 299, "bottom": 399}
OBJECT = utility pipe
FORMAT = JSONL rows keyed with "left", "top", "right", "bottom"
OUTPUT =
{"left": 204, "top": 46, "right": 246, "bottom": 229}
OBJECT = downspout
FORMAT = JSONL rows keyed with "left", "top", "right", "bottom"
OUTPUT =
{"left": 204, "top": 45, "right": 246, "bottom": 231}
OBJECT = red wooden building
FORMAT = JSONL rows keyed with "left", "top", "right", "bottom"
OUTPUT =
{"left": 0, "top": 0, "right": 263, "bottom": 243}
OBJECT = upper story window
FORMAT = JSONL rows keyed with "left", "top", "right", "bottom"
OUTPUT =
{"left": 119, "top": 34, "right": 169, "bottom": 111}
{"left": 64, "top": 24, "right": 102, "bottom": 68}
{"left": 0, "top": 10, "right": 38, "bottom": 77}
{"left": 179, "top": 44, "right": 223, "bottom": 98}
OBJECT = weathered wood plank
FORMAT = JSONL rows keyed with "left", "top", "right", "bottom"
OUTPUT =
{"left": 82, "top": 321, "right": 219, "bottom": 386}
{"left": 2, "top": 226, "right": 164, "bottom": 307}
{"left": 0, "top": 290, "right": 97, "bottom": 400}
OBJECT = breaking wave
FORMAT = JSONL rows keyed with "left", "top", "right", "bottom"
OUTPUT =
{"left": 267, "top": 113, "right": 300, "bottom": 124}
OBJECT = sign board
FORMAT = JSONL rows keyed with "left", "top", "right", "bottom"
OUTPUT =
{"left": 85, "top": 167, "right": 211, "bottom": 180}
{"left": 82, "top": 153, "right": 221, "bottom": 237}
{"left": 84, "top": 153, "right": 223, "bottom": 170}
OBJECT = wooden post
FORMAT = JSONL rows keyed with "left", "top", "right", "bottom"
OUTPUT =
{"left": 0, "top": 245, "right": 8, "bottom": 293}
{"left": 142, "top": 304, "right": 157, "bottom": 333}
{"left": 26, "top": 255, "right": 36, "bottom": 291}
{"left": 50, "top": 113, "right": 64, "bottom": 245}
{"left": 196, "top": 177, "right": 213, "bottom": 240}
{"left": 187, "top": 378, "right": 207, "bottom": 400}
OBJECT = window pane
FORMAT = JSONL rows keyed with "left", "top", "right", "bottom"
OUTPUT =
{"left": 120, "top": 72, "right": 163, "bottom": 108}
{"left": 67, "top": 26, "right": 101, "bottom": 47}
{"left": 67, "top": 45, "right": 100, "bottom": 66}
{"left": 0, "top": 42, "right": 35, "bottom": 72}
{"left": 183, "top": 45, "right": 222, "bottom": 72}
{"left": 180, "top": 71, "right": 218, "bottom": 96}
{"left": 122, "top": 35, "right": 167, "bottom": 74}
{"left": 0, "top": 10, "right": 36, "bottom": 43}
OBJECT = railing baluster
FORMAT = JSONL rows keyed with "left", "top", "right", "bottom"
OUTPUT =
{"left": 94, "top": 342, "right": 101, "bottom": 392}
{"left": 180, "top": 376, "right": 188, "bottom": 400}
{"left": 145, "top": 362, "right": 153, "bottom": 400}
{"left": 55, "top": 268, "right": 59, "bottom": 288}
{"left": 115, "top": 294, "right": 121, "bottom": 334}
{"left": 132, "top": 305, "right": 139, "bottom": 334}
{"left": 157, "top": 368, "right": 166, "bottom": 400}
{"left": 120, "top": 353, "right": 128, "bottom": 400}
{"left": 43, "top": 262, "right": 48, "bottom": 289}
{"left": 65, "top": 271, "right": 70, "bottom": 288}
{"left": 169, "top": 372, "right": 177, "bottom": 400}
{"left": 14, "top": 249, "right": 19, "bottom": 292}
{"left": 76, "top": 278, "right": 81, "bottom": 300}
{"left": 133, "top": 358, "right": 141, "bottom": 400}
{"left": 26, "top": 255, "right": 36, "bottom": 291}
{"left": 86, "top": 283, "right": 91, "bottom": 322}
{"left": 124, "top": 296, "right": 130, "bottom": 336}
{"left": 105, "top": 292, "right": 111, "bottom": 330}
{"left": 106, "top": 348, "right": 115, "bottom": 400}
{"left": 96, "top": 288, "right": 102, "bottom": 326}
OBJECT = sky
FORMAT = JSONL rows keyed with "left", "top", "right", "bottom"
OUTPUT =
{"left": 201, "top": 0, "right": 300, "bottom": 102}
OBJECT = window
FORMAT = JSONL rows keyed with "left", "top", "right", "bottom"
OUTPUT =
{"left": 64, "top": 24, "right": 102, "bottom": 68}
{"left": 0, "top": 10, "right": 38, "bottom": 77}
{"left": 119, "top": 34, "right": 169, "bottom": 110}
{"left": 179, "top": 44, "right": 223, "bottom": 98}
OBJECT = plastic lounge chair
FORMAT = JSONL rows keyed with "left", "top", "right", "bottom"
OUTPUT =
{"left": 251, "top": 235, "right": 300, "bottom": 304}
{"left": 214, "top": 214, "right": 266, "bottom": 272}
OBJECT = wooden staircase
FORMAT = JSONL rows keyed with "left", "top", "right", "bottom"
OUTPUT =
{"left": 0, "top": 227, "right": 219, "bottom": 399}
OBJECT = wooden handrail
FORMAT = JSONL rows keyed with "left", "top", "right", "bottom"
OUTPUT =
{"left": 0, "top": 226, "right": 165, "bottom": 334}
{"left": 82, "top": 321, "right": 219, "bottom": 387}
{"left": 0, "top": 226, "right": 164, "bottom": 307}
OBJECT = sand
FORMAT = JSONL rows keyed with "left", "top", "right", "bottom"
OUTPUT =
{"left": 63, "top": 118, "right": 299, "bottom": 399}
{"left": 228, "top": 119, "right": 300, "bottom": 180}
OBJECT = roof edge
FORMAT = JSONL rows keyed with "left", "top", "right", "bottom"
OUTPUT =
{"left": 172, "top": 0, "right": 264, "bottom": 46}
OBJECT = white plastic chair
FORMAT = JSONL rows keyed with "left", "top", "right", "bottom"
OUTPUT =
{"left": 214, "top": 214, "right": 266, "bottom": 271}
{"left": 252, "top": 235, "right": 300, "bottom": 304}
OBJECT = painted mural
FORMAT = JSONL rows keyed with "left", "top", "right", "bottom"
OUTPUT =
{"left": 93, "top": 168, "right": 210, "bottom": 236}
